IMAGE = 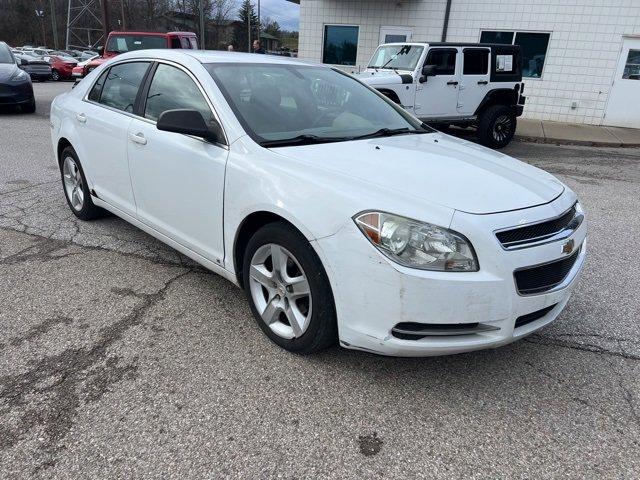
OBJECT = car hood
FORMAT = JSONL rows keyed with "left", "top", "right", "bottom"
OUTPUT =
{"left": 355, "top": 70, "right": 409, "bottom": 86}
{"left": 0, "top": 63, "right": 19, "bottom": 81}
{"left": 273, "top": 133, "right": 564, "bottom": 215}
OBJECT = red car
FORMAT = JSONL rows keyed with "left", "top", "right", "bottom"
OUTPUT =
{"left": 73, "top": 31, "right": 198, "bottom": 79}
{"left": 48, "top": 55, "right": 78, "bottom": 81}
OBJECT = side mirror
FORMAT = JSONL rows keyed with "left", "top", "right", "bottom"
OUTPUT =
{"left": 419, "top": 64, "right": 437, "bottom": 83}
{"left": 97, "top": 46, "right": 104, "bottom": 56}
{"left": 157, "top": 109, "right": 224, "bottom": 144}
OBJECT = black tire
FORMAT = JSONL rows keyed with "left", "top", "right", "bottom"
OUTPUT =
{"left": 243, "top": 222, "right": 338, "bottom": 354}
{"left": 51, "top": 69, "right": 60, "bottom": 81}
{"left": 59, "top": 146, "right": 105, "bottom": 220}
{"left": 477, "top": 104, "right": 516, "bottom": 149}
{"left": 22, "top": 98, "right": 36, "bottom": 113}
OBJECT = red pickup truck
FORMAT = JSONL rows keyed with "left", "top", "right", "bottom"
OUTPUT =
{"left": 72, "top": 31, "right": 198, "bottom": 79}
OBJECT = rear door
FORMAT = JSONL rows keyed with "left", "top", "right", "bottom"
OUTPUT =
{"left": 78, "top": 61, "right": 151, "bottom": 215}
{"left": 414, "top": 47, "right": 460, "bottom": 118}
{"left": 457, "top": 48, "right": 491, "bottom": 115}
{"left": 127, "top": 62, "right": 228, "bottom": 263}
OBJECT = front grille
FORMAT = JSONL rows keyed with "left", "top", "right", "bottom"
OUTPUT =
{"left": 514, "top": 248, "right": 580, "bottom": 295}
{"left": 514, "top": 304, "right": 557, "bottom": 329}
{"left": 496, "top": 204, "right": 579, "bottom": 249}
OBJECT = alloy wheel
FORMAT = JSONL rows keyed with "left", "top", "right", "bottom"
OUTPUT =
{"left": 248, "top": 243, "right": 312, "bottom": 340}
{"left": 62, "top": 156, "right": 84, "bottom": 211}
{"left": 493, "top": 115, "right": 513, "bottom": 143}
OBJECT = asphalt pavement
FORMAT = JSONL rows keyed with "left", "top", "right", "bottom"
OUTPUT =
{"left": 0, "top": 82, "right": 639, "bottom": 479}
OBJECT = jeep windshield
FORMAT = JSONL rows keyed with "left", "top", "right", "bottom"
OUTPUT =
{"left": 368, "top": 45, "right": 424, "bottom": 71}
{"left": 206, "top": 63, "right": 431, "bottom": 147}
{"left": 106, "top": 35, "right": 167, "bottom": 53}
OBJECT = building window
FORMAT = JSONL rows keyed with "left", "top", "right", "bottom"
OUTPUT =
{"left": 623, "top": 50, "right": 640, "bottom": 80}
{"left": 323, "top": 25, "right": 359, "bottom": 66}
{"left": 463, "top": 49, "right": 490, "bottom": 75}
{"left": 480, "top": 30, "right": 550, "bottom": 78}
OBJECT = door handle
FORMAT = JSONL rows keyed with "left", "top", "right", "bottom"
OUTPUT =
{"left": 477, "top": 80, "right": 488, "bottom": 85}
{"left": 76, "top": 113, "right": 87, "bottom": 123}
{"left": 447, "top": 81, "right": 459, "bottom": 86}
{"left": 129, "top": 132, "right": 147, "bottom": 145}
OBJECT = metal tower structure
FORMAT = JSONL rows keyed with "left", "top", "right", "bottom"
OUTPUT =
{"left": 65, "top": 0, "right": 104, "bottom": 50}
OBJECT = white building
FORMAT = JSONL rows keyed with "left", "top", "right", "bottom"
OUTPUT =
{"left": 289, "top": 0, "right": 640, "bottom": 128}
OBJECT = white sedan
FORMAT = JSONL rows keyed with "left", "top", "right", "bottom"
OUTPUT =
{"left": 50, "top": 50, "right": 587, "bottom": 356}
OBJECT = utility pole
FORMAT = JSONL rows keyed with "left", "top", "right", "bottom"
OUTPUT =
{"left": 35, "top": 9, "right": 47, "bottom": 46}
{"left": 101, "top": 0, "right": 111, "bottom": 43}
{"left": 199, "top": 0, "right": 205, "bottom": 49}
{"left": 50, "top": 0, "right": 59, "bottom": 49}
{"left": 257, "top": 0, "right": 260, "bottom": 45}
{"left": 247, "top": 6, "right": 251, "bottom": 52}
{"left": 120, "top": 0, "right": 126, "bottom": 30}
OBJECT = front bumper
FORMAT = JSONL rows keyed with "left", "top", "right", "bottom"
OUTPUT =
{"left": 314, "top": 193, "right": 586, "bottom": 356}
{"left": 0, "top": 82, "right": 34, "bottom": 105}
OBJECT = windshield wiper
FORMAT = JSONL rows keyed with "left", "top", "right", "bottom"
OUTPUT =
{"left": 260, "top": 134, "right": 350, "bottom": 148}
{"left": 350, "top": 127, "right": 426, "bottom": 141}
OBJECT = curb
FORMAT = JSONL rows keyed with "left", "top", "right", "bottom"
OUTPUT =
{"left": 514, "top": 134, "right": 640, "bottom": 148}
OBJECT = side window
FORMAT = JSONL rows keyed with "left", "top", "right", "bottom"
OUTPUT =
{"left": 144, "top": 63, "right": 212, "bottom": 124}
{"left": 463, "top": 49, "right": 489, "bottom": 75}
{"left": 425, "top": 49, "right": 457, "bottom": 75}
{"left": 180, "top": 37, "right": 191, "bottom": 49}
{"left": 88, "top": 69, "right": 109, "bottom": 102}
{"left": 189, "top": 38, "right": 198, "bottom": 49}
{"left": 171, "top": 37, "right": 181, "bottom": 49}
{"left": 99, "top": 62, "right": 149, "bottom": 113}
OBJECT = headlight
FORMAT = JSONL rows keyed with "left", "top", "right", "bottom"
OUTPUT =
{"left": 354, "top": 211, "right": 479, "bottom": 272}
{"left": 10, "top": 69, "right": 29, "bottom": 82}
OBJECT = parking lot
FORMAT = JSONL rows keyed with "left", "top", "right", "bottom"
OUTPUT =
{"left": 0, "top": 81, "right": 639, "bottom": 479}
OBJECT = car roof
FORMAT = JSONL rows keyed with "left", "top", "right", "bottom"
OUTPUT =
{"left": 378, "top": 42, "right": 515, "bottom": 48}
{"left": 115, "top": 49, "right": 320, "bottom": 67}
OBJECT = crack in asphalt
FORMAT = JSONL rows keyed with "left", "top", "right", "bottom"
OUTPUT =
{"left": 0, "top": 264, "right": 193, "bottom": 472}
{"left": 8, "top": 315, "right": 73, "bottom": 348}
{"left": 525, "top": 333, "right": 640, "bottom": 361}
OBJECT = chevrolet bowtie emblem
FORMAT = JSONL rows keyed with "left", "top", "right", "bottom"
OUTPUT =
{"left": 562, "top": 239, "right": 575, "bottom": 255}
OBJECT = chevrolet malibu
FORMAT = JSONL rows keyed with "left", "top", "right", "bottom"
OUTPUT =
{"left": 50, "top": 50, "right": 587, "bottom": 356}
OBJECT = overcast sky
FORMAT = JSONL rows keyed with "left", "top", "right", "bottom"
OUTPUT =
{"left": 252, "top": 0, "right": 300, "bottom": 31}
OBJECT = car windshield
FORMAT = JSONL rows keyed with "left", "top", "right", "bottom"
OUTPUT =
{"left": 106, "top": 35, "right": 167, "bottom": 53}
{"left": 0, "top": 44, "right": 13, "bottom": 64}
{"left": 368, "top": 45, "right": 424, "bottom": 71}
{"left": 206, "top": 63, "right": 430, "bottom": 146}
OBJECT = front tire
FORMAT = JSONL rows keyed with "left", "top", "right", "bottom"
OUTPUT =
{"left": 243, "top": 222, "right": 337, "bottom": 354}
{"left": 60, "top": 146, "right": 105, "bottom": 220}
{"left": 22, "top": 98, "right": 36, "bottom": 113}
{"left": 477, "top": 105, "right": 516, "bottom": 149}
{"left": 51, "top": 69, "right": 60, "bottom": 81}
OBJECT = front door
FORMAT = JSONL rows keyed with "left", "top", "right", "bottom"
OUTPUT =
{"left": 379, "top": 26, "right": 413, "bottom": 44}
{"left": 127, "top": 62, "right": 228, "bottom": 263}
{"left": 605, "top": 37, "right": 640, "bottom": 128}
{"left": 415, "top": 47, "right": 460, "bottom": 118}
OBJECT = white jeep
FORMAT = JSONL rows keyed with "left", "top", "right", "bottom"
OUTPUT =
{"left": 357, "top": 42, "right": 526, "bottom": 149}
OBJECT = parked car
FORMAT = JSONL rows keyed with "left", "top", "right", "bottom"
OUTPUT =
{"left": 358, "top": 42, "right": 526, "bottom": 148}
{"left": 0, "top": 42, "right": 35, "bottom": 112}
{"left": 13, "top": 53, "right": 52, "bottom": 81}
{"left": 50, "top": 50, "right": 586, "bottom": 356}
{"left": 79, "top": 50, "right": 98, "bottom": 61}
{"left": 45, "top": 55, "right": 78, "bottom": 81}
{"left": 71, "top": 54, "right": 99, "bottom": 78}
{"left": 73, "top": 31, "right": 197, "bottom": 79}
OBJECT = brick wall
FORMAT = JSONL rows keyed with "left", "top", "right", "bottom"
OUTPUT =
{"left": 297, "top": 0, "right": 640, "bottom": 125}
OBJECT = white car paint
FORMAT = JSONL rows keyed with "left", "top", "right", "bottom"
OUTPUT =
{"left": 50, "top": 49, "right": 586, "bottom": 356}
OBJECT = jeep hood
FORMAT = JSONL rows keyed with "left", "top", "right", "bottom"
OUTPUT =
{"left": 273, "top": 133, "right": 564, "bottom": 215}
{"left": 356, "top": 70, "right": 409, "bottom": 87}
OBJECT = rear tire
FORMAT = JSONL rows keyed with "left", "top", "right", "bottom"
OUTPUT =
{"left": 60, "top": 146, "right": 105, "bottom": 220}
{"left": 243, "top": 222, "right": 338, "bottom": 354}
{"left": 51, "top": 69, "right": 60, "bottom": 81}
{"left": 477, "top": 104, "right": 516, "bottom": 149}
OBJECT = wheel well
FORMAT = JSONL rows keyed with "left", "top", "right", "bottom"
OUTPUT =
{"left": 233, "top": 211, "right": 303, "bottom": 288}
{"left": 57, "top": 138, "right": 72, "bottom": 169}
{"left": 376, "top": 88, "right": 401, "bottom": 105}
{"left": 475, "top": 90, "right": 518, "bottom": 117}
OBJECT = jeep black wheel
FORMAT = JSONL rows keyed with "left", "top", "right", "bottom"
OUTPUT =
{"left": 477, "top": 105, "right": 516, "bottom": 149}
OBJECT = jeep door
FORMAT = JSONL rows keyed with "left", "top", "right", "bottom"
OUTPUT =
{"left": 457, "top": 48, "right": 491, "bottom": 116}
{"left": 414, "top": 47, "right": 460, "bottom": 118}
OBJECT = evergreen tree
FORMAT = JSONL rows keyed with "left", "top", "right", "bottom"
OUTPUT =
{"left": 234, "top": 0, "right": 260, "bottom": 52}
